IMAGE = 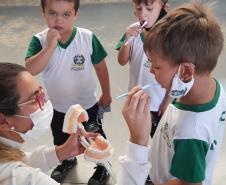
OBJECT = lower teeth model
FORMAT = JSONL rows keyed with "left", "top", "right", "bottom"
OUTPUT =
{"left": 63, "top": 104, "right": 116, "bottom": 182}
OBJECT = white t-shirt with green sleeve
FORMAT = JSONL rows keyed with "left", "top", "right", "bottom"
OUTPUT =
{"left": 150, "top": 80, "right": 226, "bottom": 185}
{"left": 26, "top": 27, "right": 107, "bottom": 112}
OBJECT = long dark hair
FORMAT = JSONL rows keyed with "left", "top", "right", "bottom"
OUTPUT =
{"left": 0, "top": 63, "right": 26, "bottom": 116}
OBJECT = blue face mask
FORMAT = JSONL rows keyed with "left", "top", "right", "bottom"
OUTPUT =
{"left": 169, "top": 65, "right": 194, "bottom": 99}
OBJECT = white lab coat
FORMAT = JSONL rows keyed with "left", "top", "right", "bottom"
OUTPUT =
{"left": 0, "top": 145, "right": 60, "bottom": 185}
{"left": 117, "top": 142, "right": 151, "bottom": 185}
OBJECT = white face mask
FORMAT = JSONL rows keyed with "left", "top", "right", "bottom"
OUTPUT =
{"left": 169, "top": 65, "right": 194, "bottom": 99}
{"left": 13, "top": 100, "right": 53, "bottom": 151}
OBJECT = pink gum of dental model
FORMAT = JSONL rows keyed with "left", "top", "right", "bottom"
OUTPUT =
{"left": 62, "top": 104, "right": 113, "bottom": 161}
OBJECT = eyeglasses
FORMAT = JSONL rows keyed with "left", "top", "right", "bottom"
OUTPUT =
{"left": 17, "top": 87, "right": 47, "bottom": 111}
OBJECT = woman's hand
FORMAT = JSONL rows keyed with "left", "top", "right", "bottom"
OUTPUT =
{"left": 56, "top": 128, "right": 98, "bottom": 161}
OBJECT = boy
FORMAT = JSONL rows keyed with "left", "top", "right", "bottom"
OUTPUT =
{"left": 116, "top": 0, "right": 170, "bottom": 138}
{"left": 118, "top": 2, "right": 226, "bottom": 185}
{"left": 25, "top": 0, "right": 111, "bottom": 184}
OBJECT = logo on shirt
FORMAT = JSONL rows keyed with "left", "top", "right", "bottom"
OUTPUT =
{"left": 71, "top": 54, "right": 85, "bottom": 71}
{"left": 170, "top": 88, "right": 188, "bottom": 97}
{"left": 210, "top": 140, "right": 217, "bottom": 151}
{"left": 220, "top": 111, "right": 226, "bottom": 122}
{"left": 144, "top": 59, "right": 151, "bottom": 69}
{"left": 160, "top": 122, "right": 172, "bottom": 148}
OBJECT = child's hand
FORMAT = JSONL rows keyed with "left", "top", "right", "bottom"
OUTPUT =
{"left": 125, "top": 22, "right": 143, "bottom": 42}
{"left": 47, "top": 28, "right": 61, "bottom": 49}
{"left": 99, "top": 94, "right": 112, "bottom": 107}
{"left": 122, "top": 86, "right": 151, "bottom": 146}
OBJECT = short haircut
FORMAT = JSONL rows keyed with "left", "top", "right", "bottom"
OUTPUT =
{"left": 41, "top": 0, "right": 80, "bottom": 12}
{"left": 132, "top": 0, "right": 168, "bottom": 6}
{"left": 144, "top": 2, "right": 224, "bottom": 74}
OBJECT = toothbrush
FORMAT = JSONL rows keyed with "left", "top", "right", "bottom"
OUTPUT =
{"left": 124, "top": 21, "right": 148, "bottom": 46}
{"left": 116, "top": 83, "right": 158, "bottom": 100}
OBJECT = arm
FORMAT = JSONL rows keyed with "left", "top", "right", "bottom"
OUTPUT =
{"left": 117, "top": 23, "right": 143, "bottom": 66}
{"left": 94, "top": 60, "right": 112, "bottom": 107}
{"left": 118, "top": 144, "right": 202, "bottom": 185}
{"left": 117, "top": 42, "right": 131, "bottom": 66}
{"left": 23, "top": 129, "right": 97, "bottom": 172}
{"left": 23, "top": 145, "right": 60, "bottom": 172}
{"left": 117, "top": 142, "right": 151, "bottom": 185}
{"left": 158, "top": 138, "right": 207, "bottom": 185}
{"left": 117, "top": 86, "right": 151, "bottom": 185}
{"left": 12, "top": 165, "right": 59, "bottom": 185}
{"left": 25, "top": 28, "right": 60, "bottom": 75}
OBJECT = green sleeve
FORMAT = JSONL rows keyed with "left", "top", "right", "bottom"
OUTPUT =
{"left": 91, "top": 34, "right": 107, "bottom": 65}
{"left": 115, "top": 34, "right": 126, "bottom": 50}
{"left": 26, "top": 36, "right": 42, "bottom": 59}
{"left": 170, "top": 139, "right": 209, "bottom": 183}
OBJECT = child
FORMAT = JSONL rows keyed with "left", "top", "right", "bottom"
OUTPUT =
{"left": 0, "top": 62, "right": 97, "bottom": 185}
{"left": 25, "top": 0, "right": 111, "bottom": 184}
{"left": 116, "top": 0, "right": 170, "bottom": 138}
{"left": 118, "top": 2, "right": 226, "bottom": 185}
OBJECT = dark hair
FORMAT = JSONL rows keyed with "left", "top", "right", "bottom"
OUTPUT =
{"left": 132, "top": 0, "right": 168, "bottom": 6}
{"left": 144, "top": 2, "right": 224, "bottom": 74}
{"left": 41, "top": 0, "right": 80, "bottom": 12}
{"left": 0, "top": 63, "right": 26, "bottom": 116}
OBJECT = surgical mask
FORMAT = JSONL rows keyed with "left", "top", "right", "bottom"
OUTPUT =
{"left": 169, "top": 65, "right": 194, "bottom": 99}
{"left": 14, "top": 100, "right": 53, "bottom": 151}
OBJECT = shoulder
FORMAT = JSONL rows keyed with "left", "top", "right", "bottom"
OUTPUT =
{"left": 168, "top": 104, "right": 208, "bottom": 141}
{"left": 217, "top": 80, "right": 226, "bottom": 106}
{"left": 76, "top": 27, "right": 93, "bottom": 37}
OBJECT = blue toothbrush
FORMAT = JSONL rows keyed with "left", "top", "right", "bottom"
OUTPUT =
{"left": 116, "top": 83, "right": 158, "bottom": 100}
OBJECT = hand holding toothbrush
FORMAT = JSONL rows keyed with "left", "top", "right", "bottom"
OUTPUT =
{"left": 124, "top": 21, "right": 148, "bottom": 46}
{"left": 122, "top": 86, "right": 151, "bottom": 146}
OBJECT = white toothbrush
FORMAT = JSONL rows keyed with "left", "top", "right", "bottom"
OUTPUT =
{"left": 124, "top": 21, "right": 148, "bottom": 46}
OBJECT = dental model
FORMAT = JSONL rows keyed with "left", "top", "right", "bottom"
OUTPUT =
{"left": 84, "top": 135, "right": 113, "bottom": 161}
{"left": 63, "top": 104, "right": 116, "bottom": 182}
{"left": 63, "top": 104, "right": 89, "bottom": 134}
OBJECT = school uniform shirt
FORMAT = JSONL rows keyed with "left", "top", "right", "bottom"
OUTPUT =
{"left": 0, "top": 145, "right": 60, "bottom": 185}
{"left": 116, "top": 27, "right": 166, "bottom": 112}
{"left": 26, "top": 27, "right": 107, "bottom": 113}
{"left": 118, "top": 80, "right": 226, "bottom": 185}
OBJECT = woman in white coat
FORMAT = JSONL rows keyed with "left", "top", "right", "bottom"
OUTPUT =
{"left": 0, "top": 62, "right": 97, "bottom": 185}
